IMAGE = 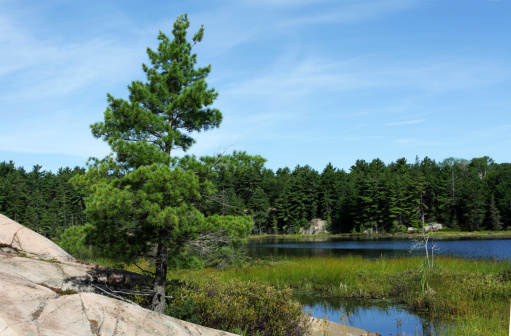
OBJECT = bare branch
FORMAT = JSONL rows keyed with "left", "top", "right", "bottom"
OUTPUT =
{"left": 188, "top": 230, "right": 233, "bottom": 257}
{"left": 92, "top": 285, "right": 140, "bottom": 306}
{"left": 133, "top": 262, "right": 155, "bottom": 276}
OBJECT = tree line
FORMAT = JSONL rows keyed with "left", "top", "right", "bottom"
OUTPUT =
{"left": 2, "top": 155, "right": 509, "bottom": 238}
{"left": 201, "top": 155, "right": 510, "bottom": 234}
{"left": 0, "top": 161, "right": 86, "bottom": 237}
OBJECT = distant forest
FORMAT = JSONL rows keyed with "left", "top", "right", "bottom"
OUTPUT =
{"left": 1, "top": 155, "right": 509, "bottom": 239}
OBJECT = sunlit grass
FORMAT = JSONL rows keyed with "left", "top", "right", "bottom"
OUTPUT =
{"left": 172, "top": 255, "right": 511, "bottom": 335}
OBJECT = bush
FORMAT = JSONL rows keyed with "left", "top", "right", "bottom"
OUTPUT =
{"left": 166, "top": 278, "right": 311, "bottom": 336}
{"left": 55, "top": 224, "right": 94, "bottom": 259}
{"left": 169, "top": 253, "right": 205, "bottom": 270}
{"left": 164, "top": 280, "right": 201, "bottom": 324}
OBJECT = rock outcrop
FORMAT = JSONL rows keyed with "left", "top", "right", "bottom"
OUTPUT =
{"left": 0, "top": 214, "right": 73, "bottom": 262}
{"left": 0, "top": 214, "right": 235, "bottom": 336}
{"left": 299, "top": 219, "right": 328, "bottom": 235}
{"left": 407, "top": 222, "right": 444, "bottom": 233}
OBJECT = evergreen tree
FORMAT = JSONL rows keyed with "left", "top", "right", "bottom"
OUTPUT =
{"left": 249, "top": 187, "right": 270, "bottom": 234}
{"left": 486, "top": 195, "right": 503, "bottom": 230}
{"left": 0, "top": 162, "right": 26, "bottom": 222}
{"left": 330, "top": 170, "right": 356, "bottom": 233}
{"left": 72, "top": 15, "right": 251, "bottom": 314}
{"left": 487, "top": 163, "right": 511, "bottom": 227}
{"left": 355, "top": 159, "right": 387, "bottom": 233}
{"left": 319, "top": 163, "right": 338, "bottom": 221}
{"left": 458, "top": 177, "right": 486, "bottom": 231}
{"left": 275, "top": 165, "right": 319, "bottom": 233}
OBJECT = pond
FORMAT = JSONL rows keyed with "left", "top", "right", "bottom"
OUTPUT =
{"left": 294, "top": 292, "right": 447, "bottom": 336}
{"left": 245, "top": 237, "right": 510, "bottom": 335}
{"left": 245, "top": 237, "right": 511, "bottom": 260}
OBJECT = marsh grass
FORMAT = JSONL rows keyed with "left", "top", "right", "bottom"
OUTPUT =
{"left": 83, "top": 251, "right": 511, "bottom": 335}
{"left": 172, "top": 255, "right": 511, "bottom": 335}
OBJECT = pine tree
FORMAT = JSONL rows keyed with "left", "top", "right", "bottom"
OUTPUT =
{"left": 330, "top": 171, "right": 356, "bottom": 233}
{"left": 275, "top": 165, "right": 319, "bottom": 232}
{"left": 486, "top": 195, "right": 503, "bottom": 230}
{"left": 486, "top": 163, "right": 511, "bottom": 227}
{"left": 458, "top": 178, "right": 486, "bottom": 231}
{"left": 319, "top": 163, "right": 338, "bottom": 221}
{"left": 249, "top": 187, "right": 270, "bottom": 234}
{"left": 72, "top": 15, "right": 251, "bottom": 314}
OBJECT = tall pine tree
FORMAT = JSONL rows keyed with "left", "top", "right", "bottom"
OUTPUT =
{"left": 73, "top": 15, "right": 251, "bottom": 313}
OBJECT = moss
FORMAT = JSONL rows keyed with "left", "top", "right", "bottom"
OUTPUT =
{"left": 37, "top": 257, "right": 61, "bottom": 263}
{"left": 38, "top": 283, "right": 78, "bottom": 295}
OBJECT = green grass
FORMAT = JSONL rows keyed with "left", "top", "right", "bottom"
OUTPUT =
{"left": 170, "top": 255, "right": 511, "bottom": 335}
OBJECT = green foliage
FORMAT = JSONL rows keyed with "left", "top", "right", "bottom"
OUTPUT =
{"left": 486, "top": 195, "right": 503, "bottom": 230}
{"left": 56, "top": 288, "right": 79, "bottom": 295}
{"left": 90, "top": 16, "right": 221, "bottom": 163}
{"left": 202, "top": 215, "right": 253, "bottom": 246}
{"left": 56, "top": 224, "right": 95, "bottom": 259}
{"left": 275, "top": 165, "right": 320, "bottom": 232}
{"left": 73, "top": 161, "right": 213, "bottom": 262}
{"left": 166, "top": 278, "right": 311, "bottom": 336}
{"left": 0, "top": 161, "right": 86, "bottom": 238}
{"left": 164, "top": 279, "right": 201, "bottom": 324}
{"left": 71, "top": 14, "right": 254, "bottom": 313}
{"left": 168, "top": 252, "right": 204, "bottom": 270}
{"left": 3, "top": 153, "right": 511, "bottom": 242}
{"left": 74, "top": 14, "right": 224, "bottom": 259}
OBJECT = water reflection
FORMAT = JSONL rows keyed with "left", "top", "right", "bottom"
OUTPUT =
{"left": 294, "top": 293, "right": 448, "bottom": 336}
{"left": 245, "top": 237, "right": 511, "bottom": 260}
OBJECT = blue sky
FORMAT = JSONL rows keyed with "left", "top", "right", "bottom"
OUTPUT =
{"left": 1, "top": 0, "right": 510, "bottom": 173}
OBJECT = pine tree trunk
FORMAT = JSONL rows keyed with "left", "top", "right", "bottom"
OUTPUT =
{"left": 151, "top": 242, "right": 168, "bottom": 314}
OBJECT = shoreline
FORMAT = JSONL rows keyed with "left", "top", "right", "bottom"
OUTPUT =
{"left": 248, "top": 230, "right": 511, "bottom": 241}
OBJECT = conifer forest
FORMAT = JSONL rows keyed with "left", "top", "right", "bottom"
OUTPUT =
{"left": 1, "top": 154, "right": 509, "bottom": 239}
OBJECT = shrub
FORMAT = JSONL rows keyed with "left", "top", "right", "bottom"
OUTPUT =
{"left": 55, "top": 224, "right": 94, "bottom": 259}
{"left": 166, "top": 278, "right": 311, "bottom": 336}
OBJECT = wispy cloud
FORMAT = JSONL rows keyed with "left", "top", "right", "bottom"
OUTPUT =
{"left": 0, "top": 26, "right": 146, "bottom": 102}
{"left": 195, "top": 0, "right": 421, "bottom": 58}
{"left": 385, "top": 119, "right": 426, "bottom": 126}
{"left": 2, "top": 0, "right": 510, "bottom": 172}
{"left": 277, "top": 0, "right": 419, "bottom": 27}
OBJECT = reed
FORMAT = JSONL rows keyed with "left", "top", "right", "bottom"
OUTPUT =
{"left": 172, "top": 255, "right": 511, "bottom": 335}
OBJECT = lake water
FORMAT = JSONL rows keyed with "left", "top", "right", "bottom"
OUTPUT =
{"left": 245, "top": 237, "right": 510, "bottom": 335}
{"left": 245, "top": 237, "right": 511, "bottom": 260}
{"left": 294, "top": 293, "right": 446, "bottom": 336}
